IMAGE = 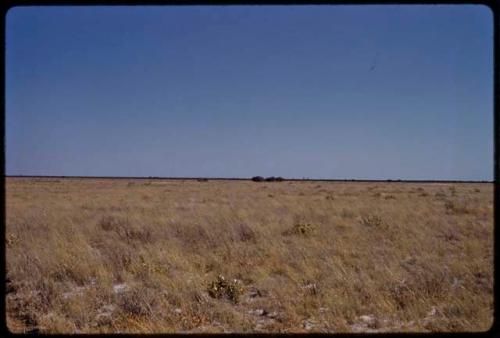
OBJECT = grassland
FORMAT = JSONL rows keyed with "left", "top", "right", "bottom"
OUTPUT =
{"left": 5, "top": 177, "right": 493, "bottom": 333}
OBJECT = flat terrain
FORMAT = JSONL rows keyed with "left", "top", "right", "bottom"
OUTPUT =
{"left": 5, "top": 178, "right": 494, "bottom": 333}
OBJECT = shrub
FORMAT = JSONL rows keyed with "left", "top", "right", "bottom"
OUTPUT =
{"left": 361, "top": 215, "right": 384, "bottom": 228}
{"left": 265, "top": 177, "right": 276, "bottom": 182}
{"left": 282, "top": 222, "right": 317, "bottom": 236}
{"left": 296, "top": 222, "right": 316, "bottom": 235}
{"left": 207, "top": 275, "right": 243, "bottom": 303}
{"left": 251, "top": 176, "right": 265, "bottom": 182}
{"left": 6, "top": 233, "right": 20, "bottom": 247}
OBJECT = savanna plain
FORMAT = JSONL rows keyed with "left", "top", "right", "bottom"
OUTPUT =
{"left": 5, "top": 177, "right": 493, "bottom": 333}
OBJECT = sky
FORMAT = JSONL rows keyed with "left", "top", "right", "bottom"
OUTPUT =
{"left": 6, "top": 5, "right": 494, "bottom": 180}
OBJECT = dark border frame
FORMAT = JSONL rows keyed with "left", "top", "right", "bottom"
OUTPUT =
{"left": 1, "top": 1, "right": 498, "bottom": 336}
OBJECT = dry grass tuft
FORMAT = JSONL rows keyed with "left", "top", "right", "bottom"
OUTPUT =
{"left": 434, "top": 191, "right": 447, "bottom": 200}
{"left": 118, "top": 286, "right": 158, "bottom": 316}
{"left": 444, "top": 200, "right": 471, "bottom": 215}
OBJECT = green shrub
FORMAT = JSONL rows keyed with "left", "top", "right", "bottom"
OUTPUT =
{"left": 361, "top": 215, "right": 384, "bottom": 228}
{"left": 293, "top": 223, "right": 316, "bottom": 235}
{"left": 207, "top": 275, "right": 243, "bottom": 303}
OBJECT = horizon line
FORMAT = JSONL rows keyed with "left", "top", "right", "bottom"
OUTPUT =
{"left": 4, "top": 175, "right": 494, "bottom": 184}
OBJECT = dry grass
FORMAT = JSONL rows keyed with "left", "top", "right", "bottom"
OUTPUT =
{"left": 5, "top": 178, "right": 493, "bottom": 333}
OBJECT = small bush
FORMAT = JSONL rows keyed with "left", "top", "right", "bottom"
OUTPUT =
{"left": 207, "top": 275, "right": 243, "bottom": 303}
{"left": 265, "top": 177, "right": 277, "bottom": 182}
{"left": 251, "top": 176, "right": 265, "bottom": 182}
{"left": 6, "top": 233, "right": 20, "bottom": 247}
{"left": 297, "top": 222, "right": 316, "bottom": 235}
{"left": 361, "top": 215, "right": 384, "bottom": 227}
{"left": 283, "top": 222, "right": 317, "bottom": 236}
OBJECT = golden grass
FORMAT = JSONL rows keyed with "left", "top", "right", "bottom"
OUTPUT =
{"left": 5, "top": 178, "right": 493, "bottom": 333}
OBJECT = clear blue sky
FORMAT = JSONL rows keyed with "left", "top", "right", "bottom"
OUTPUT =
{"left": 6, "top": 5, "right": 493, "bottom": 180}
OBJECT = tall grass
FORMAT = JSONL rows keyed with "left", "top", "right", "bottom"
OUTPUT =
{"left": 5, "top": 178, "right": 493, "bottom": 333}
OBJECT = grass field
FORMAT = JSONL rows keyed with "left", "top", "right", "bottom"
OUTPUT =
{"left": 5, "top": 177, "right": 494, "bottom": 333}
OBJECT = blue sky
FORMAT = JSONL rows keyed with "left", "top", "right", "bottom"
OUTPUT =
{"left": 6, "top": 5, "right": 493, "bottom": 180}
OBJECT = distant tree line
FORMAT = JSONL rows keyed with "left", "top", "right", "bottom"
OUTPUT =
{"left": 251, "top": 176, "right": 285, "bottom": 182}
